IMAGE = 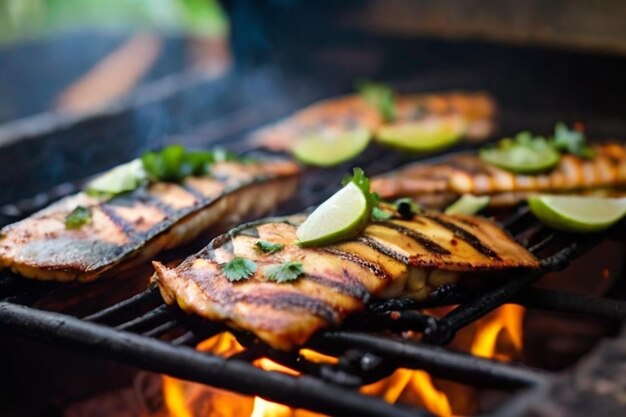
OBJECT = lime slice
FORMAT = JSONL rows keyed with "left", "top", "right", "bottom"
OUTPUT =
{"left": 445, "top": 194, "right": 490, "bottom": 215}
{"left": 528, "top": 195, "right": 626, "bottom": 233}
{"left": 85, "top": 159, "right": 147, "bottom": 196}
{"left": 291, "top": 127, "right": 371, "bottom": 167}
{"left": 296, "top": 182, "right": 368, "bottom": 246}
{"left": 480, "top": 145, "right": 560, "bottom": 174}
{"left": 375, "top": 116, "right": 466, "bottom": 152}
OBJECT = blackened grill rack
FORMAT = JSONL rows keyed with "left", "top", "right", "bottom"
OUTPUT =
{"left": 1, "top": 149, "right": 626, "bottom": 417}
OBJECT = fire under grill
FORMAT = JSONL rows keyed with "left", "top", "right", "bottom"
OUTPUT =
{"left": 1, "top": 138, "right": 626, "bottom": 417}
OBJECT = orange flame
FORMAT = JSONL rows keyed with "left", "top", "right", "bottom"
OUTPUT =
{"left": 161, "top": 304, "right": 525, "bottom": 417}
{"left": 163, "top": 375, "right": 194, "bottom": 417}
{"left": 470, "top": 304, "right": 524, "bottom": 361}
{"left": 362, "top": 369, "right": 452, "bottom": 417}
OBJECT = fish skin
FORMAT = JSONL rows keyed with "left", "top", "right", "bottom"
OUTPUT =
{"left": 250, "top": 92, "right": 496, "bottom": 151}
{"left": 371, "top": 143, "right": 626, "bottom": 208}
{"left": 0, "top": 159, "right": 299, "bottom": 282}
{"left": 153, "top": 212, "right": 538, "bottom": 351}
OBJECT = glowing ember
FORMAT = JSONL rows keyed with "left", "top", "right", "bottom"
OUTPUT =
{"left": 161, "top": 304, "right": 526, "bottom": 417}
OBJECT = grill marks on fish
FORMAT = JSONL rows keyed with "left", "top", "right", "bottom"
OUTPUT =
{"left": 99, "top": 204, "right": 136, "bottom": 236}
{"left": 153, "top": 212, "right": 538, "bottom": 350}
{"left": 375, "top": 221, "right": 451, "bottom": 256}
{"left": 371, "top": 143, "right": 626, "bottom": 207}
{"left": 0, "top": 159, "right": 299, "bottom": 281}
{"left": 306, "top": 272, "right": 370, "bottom": 302}
{"left": 424, "top": 214, "right": 501, "bottom": 260}
{"left": 356, "top": 235, "right": 409, "bottom": 264}
{"left": 321, "top": 247, "right": 391, "bottom": 280}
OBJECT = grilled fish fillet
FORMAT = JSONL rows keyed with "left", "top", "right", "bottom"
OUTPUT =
{"left": 250, "top": 92, "right": 496, "bottom": 151}
{"left": 372, "top": 143, "right": 626, "bottom": 208}
{"left": 153, "top": 212, "right": 538, "bottom": 350}
{"left": 0, "top": 158, "right": 299, "bottom": 282}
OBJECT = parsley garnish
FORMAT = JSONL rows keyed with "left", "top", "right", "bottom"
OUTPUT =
{"left": 265, "top": 261, "right": 305, "bottom": 283}
{"left": 222, "top": 257, "right": 257, "bottom": 282}
{"left": 552, "top": 122, "right": 595, "bottom": 159}
{"left": 255, "top": 240, "right": 285, "bottom": 254}
{"left": 65, "top": 206, "right": 92, "bottom": 229}
{"left": 355, "top": 80, "right": 395, "bottom": 122}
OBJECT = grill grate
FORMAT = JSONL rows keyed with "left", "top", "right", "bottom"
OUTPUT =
{"left": 1, "top": 143, "right": 626, "bottom": 416}
{"left": 0, "top": 156, "right": 626, "bottom": 416}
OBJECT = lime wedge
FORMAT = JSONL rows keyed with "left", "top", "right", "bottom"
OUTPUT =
{"left": 445, "top": 194, "right": 490, "bottom": 215}
{"left": 291, "top": 127, "right": 371, "bottom": 167}
{"left": 296, "top": 182, "right": 368, "bottom": 246}
{"left": 528, "top": 195, "right": 626, "bottom": 233}
{"left": 480, "top": 145, "right": 560, "bottom": 174}
{"left": 85, "top": 159, "right": 147, "bottom": 196}
{"left": 375, "top": 116, "right": 466, "bottom": 152}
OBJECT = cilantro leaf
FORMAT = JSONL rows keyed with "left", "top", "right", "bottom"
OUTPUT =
{"left": 552, "top": 122, "right": 595, "bottom": 159}
{"left": 372, "top": 206, "right": 392, "bottom": 220}
{"left": 141, "top": 145, "right": 248, "bottom": 183}
{"left": 65, "top": 206, "right": 92, "bottom": 229}
{"left": 354, "top": 79, "right": 395, "bottom": 122}
{"left": 255, "top": 240, "right": 285, "bottom": 254}
{"left": 265, "top": 261, "right": 304, "bottom": 283}
{"left": 142, "top": 145, "right": 187, "bottom": 182}
{"left": 222, "top": 257, "right": 257, "bottom": 282}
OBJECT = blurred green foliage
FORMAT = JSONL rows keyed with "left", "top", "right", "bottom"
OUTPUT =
{"left": 0, "top": 0, "right": 228, "bottom": 45}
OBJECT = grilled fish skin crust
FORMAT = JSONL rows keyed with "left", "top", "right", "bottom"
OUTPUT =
{"left": 153, "top": 213, "right": 538, "bottom": 351}
{"left": 0, "top": 159, "right": 299, "bottom": 282}
{"left": 371, "top": 143, "right": 626, "bottom": 207}
{"left": 250, "top": 92, "right": 496, "bottom": 151}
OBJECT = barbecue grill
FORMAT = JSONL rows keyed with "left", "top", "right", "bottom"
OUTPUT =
{"left": 2, "top": 2, "right": 626, "bottom": 417}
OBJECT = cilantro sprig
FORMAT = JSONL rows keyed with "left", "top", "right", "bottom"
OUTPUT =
{"left": 552, "top": 122, "right": 595, "bottom": 158}
{"left": 85, "top": 145, "right": 245, "bottom": 199}
{"left": 371, "top": 206, "right": 392, "bottom": 221}
{"left": 265, "top": 261, "right": 305, "bottom": 283}
{"left": 141, "top": 145, "right": 238, "bottom": 182}
{"left": 355, "top": 79, "right": 395, "bottom": 122}
{"left": 65, "top": 206, "right": 92, "bottom": 229}
{"left": 222, "top": 257, "right": 257, "bottom": 282}
{"left": 255, "top": 240, "right": 285, "bottom": 254}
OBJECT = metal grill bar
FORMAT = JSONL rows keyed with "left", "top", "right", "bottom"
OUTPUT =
{"left": 516, "top": 288, "right": 626, "bottom": 320}
{"left": 83, "top": 286, "right": 160, "bottom": 322}
{"left": 316, "top": 332, "right": 545, "bottom": 390}
{"left": 115, "top": 304, "right": 172, "bottom": 332}
{"left": 0, "top": 302, "right": 429, "bottom": 417}
{"left": 378, "top": 285, "right": 626, "bottom": 321}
